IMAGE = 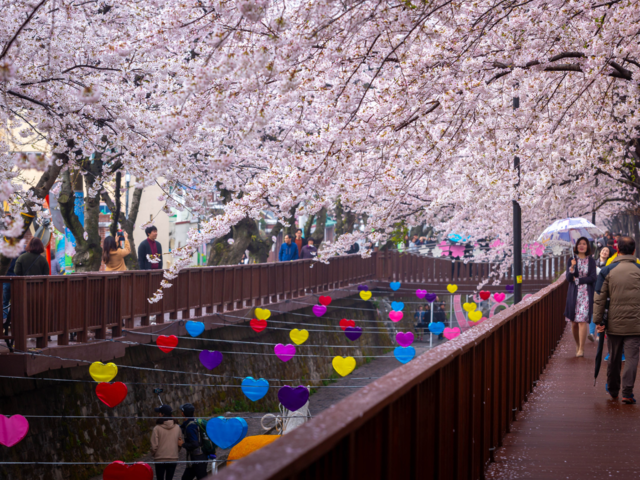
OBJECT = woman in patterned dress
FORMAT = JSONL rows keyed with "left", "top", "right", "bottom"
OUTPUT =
{"left": 564, "top": 237, "right": 597, "bottom": 357}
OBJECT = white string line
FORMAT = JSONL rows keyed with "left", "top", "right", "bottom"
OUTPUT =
{"left": 0, "top": 461, "right": 213, "bottom": 465}
{"left": 14, "top": 414, "right": 316, "bottom": 419}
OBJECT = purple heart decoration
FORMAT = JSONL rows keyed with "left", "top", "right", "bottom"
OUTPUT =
{"left": 312, "top": 304, "right": 327, "bottom": 317}
{"left": 358, "top": 284, "right": 369, "bottom": 291}
{"left": 199, "top": 350, "right": 223, "bottom": 370}
{"left": 505, "top": 284, "right": 514, "bottom": 292}
{"left": 274, "top": 343, "right": 296, "bottom": 362}
{"left": 416, "top": 289, "right": 427, "bottom": 299}
{"left": 425, "top": 293, "right": 437, "bottom": 303}
{"left": 277, "top": 385, "right": 309, "bottom": 412}
{"left": 344, "top": 326, "right": 362, "bottom": 341}
{"left": 396, "top": 331, "right": 414, "bottom": 347}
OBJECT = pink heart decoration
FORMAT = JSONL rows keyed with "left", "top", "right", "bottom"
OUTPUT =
{"left": 396, "top": 332, "right": 414, "bottom": 347}
{"left": 494, "top": 292, "right": 506, "bottom": 303}
{"left": 274, "top": 343, "right": 296, "bottom": 362}
{"left": 312, "top": 305, "right": 327, "bottom": 317}
{"left": 416, "top": 289, "right": 427, "bottom": 299}
{"left": 443, "top": 327, "right": 461, "bottom": 340}
{"left": 0, "top": 414, "right": 29, "bottom": 447}
{"left": 389, "top": 310, "right": 404, "bottom": 322}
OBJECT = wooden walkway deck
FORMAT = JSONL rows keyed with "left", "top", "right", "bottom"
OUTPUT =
{"left": 486, "top": 323, "right": 640, "bottom": 480}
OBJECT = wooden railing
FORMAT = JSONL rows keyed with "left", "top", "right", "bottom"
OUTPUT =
{"left": 210, "top": 275, "right": 569, "bottom": 480}
{"left": 1, "top": 251, "right": 566, "bottom": 353}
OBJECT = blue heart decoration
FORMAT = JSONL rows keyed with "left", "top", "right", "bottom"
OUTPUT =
{"left": 428, "top": 322, "right": 445, "bottom": 335}
{"left": 391, "top": 301, "right": 404, "bottom": 312}
{"left": 390, "top": 282, "right": 401, "bottom": 291}
{"left": 206, "top": 417, "right": 248, "bottom": 449}
{"left": 185, "top": 321, "right": 205, "bottom": 337}
{"left": 394, "top": 346, "right": 416, "bottom": 364}
{"left": 241, "top": 377, "right": 269, "bottom": 401}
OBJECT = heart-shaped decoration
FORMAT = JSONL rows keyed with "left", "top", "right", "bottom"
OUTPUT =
{"left": 185, "top": 321, "right": 205, "bottom": 337}
{"left": 255, "top": 308, "right": 271, "bottom": 320}
{"left": 241, "top": 377, "right": 269, "bottom": 401}
{"left": 103, "top": 461, "right": 153, "bottom": 480}
{"left": 505, "top": 285, "right": 514, "bottom": 292}
{"left": 359, "top": 290, "right": 372, "bottom": 301}
{"left": 250, "top": 318, "right": 267, "bottom": 333}
{"left": 469, "top": 310, "right": 482, "bottom": 322}
{"left": 332, "top": 356, "right": 356, "bottom": 376}
{"left": 277, "top": 385, "right": 310, "bottom": 412}
{"left": 479, "top": 291, "right": 491, "bottom": 301}
{"left": 274, "top": 343, "right": 296, "bottom": 362}
{"left": 0, "top": 414, "right": 29, "bottom": 447}
{"left": 389, "top": 310, "right": 404, "bottom": 322}
{"left": 443, "top": 327, "right": 461, "bottom": 340}
{"left": 447, "top": 284, "right": 458, "bottom": 294}
{"left": 462, "top": 302, "right": 477, "bottom": 312}
{"left": 206, "top": 417, "right": 248, "bottom": 450}
{"left": 494, "top": 292, "right": 506, "bottom": 303}
{"left": 394, "top": 346, "right": 416, "bottom": 364}
{"left": 344, "top": 326, "right": 362, "bottom": 341}
{"left": 391, "top": 301, "right": 404, "bottom": 312}
{"left": 89, "top": 362, "right": 118, "bottom": 383}
{"left": 312, "top": 305, "right": 327, "bottom": 317}
{"left": 96, "top": 382, "right": 128, "bottom": 408}
{"left": 395, "top": 331, "right": 414, "bottom": 347}
{"left": 289, "top": 329, "right": 309, "bottom": 345}
{"left": 389, "top": 282, "right": 401, "bottom": 291}
{"left": 425, "top": 293, "right": 437, "bottom": 303}
{"left": 156, "top": 335, "right": 178, "bottom": 353}
{"left": 357, "top": 284, "right": 369, "bottom": 291}
{"left": 428, "top": 322, "right": 445, "bottom": 335}
{"left": 339, "top": 319, "right": 355, "bottom": 331}
{"left": 199, "top": 350, "right": 223, "bottom": 370}
{"left": 416, "top": 289, "right": 427, "bottom": 299}
{"left": 318, "top": 296, "right": 332, "bottom": 306}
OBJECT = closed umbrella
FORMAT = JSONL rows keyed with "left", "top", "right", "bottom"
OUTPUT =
{"left": 594, "top": 300, "right": 609, "bottom": 386}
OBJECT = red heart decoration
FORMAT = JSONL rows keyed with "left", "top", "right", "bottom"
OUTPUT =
{"left": 156, "top": 335, "right": 178, "bottom": 353}
{"left": 104, "top": 461, "right": 153, "bottom": 480}
{"left": 250, "top": 318, "right": 267, "bottom": 333}
{"left": 339, "top": 319, "right": 355, "bottom": 331}
{"left": 96, "top": 382, "right": 128, "bottom": 408}
{"left": 479, "top": 291, "right": 491, "bottom": 301}
{"left": 319, "top": 296, "right": 332, "bottom": 306}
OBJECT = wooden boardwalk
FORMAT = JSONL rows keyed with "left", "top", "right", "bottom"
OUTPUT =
{"left": 486, "top": 323, "right": 640, "bottom": 480}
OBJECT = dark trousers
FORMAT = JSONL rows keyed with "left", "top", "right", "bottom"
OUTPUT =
{"left": 2, "top": 283, "right": 10, "bottom": 320}
{"left": 607, "top": 334, "right": 640, "bottom": 398}
{"left": 155, "top": 462, "right": 177, "bottom": 480}
{"left": 181, "top": 455, "right": 208, "bottom": 480}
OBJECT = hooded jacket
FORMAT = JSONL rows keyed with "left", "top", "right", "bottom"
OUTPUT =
{"left": 594, "top": 254, "right": 640, "bottom": 336}
{"left": 150, "top": 419, "right": 183, "bottom": 461}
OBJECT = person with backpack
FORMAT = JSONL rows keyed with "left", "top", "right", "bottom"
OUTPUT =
{"left": 151, "top": 405, "right": 183, "bottom": 480}
{"left": 180, "top": 403, "right": 215, "bottom": 479}
{"left": 14, "top": 238, "right": 49, "bottom": 276}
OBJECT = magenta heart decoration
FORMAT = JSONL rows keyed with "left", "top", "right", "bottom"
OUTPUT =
{"left": 344, "top": 326, "right": 362, "bottom": 341}
{"left": 396, "top": 331, "right": 414, "bottom": 347}
{"left": 389, "top": 310, "right": 404, "bottom": 322}
{"left": 0, "top": 414, "right": 29, "bottom": 447}
{"left": 443, "top": 327, "right": 461, "bottom": 340}
{"left": 425, "top": 293, "right": 437, "bottom": 303}
{"left": 494, "top": 292, "right": 506, "bottom": 303}
{"left": 312, "top": 305, "right": 327, "bottom": 317}
{"left": 416, "top": 289, "right": 427, "bottom": 299}
{"left": 277, "top": 385, "right": 310, "bottom": 412}
{"left": 199, "top": 350, "right": 223, "bottom": 370}
{"left": 274, "top": 343, "right": 296, "bottom": 362}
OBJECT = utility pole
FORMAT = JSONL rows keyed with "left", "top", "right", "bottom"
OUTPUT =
{"left": 125, "top": 172, "right": 131, "bottom": 219}
{"left": 592, "top": 178, "right": 598, "bottom": 225}
{"left": 513, "top": 96, "right": 522, "bottom": 304}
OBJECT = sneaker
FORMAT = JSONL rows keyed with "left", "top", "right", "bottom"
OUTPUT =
{"left": 606, "top": 384, "right": 619, "bottom": 400}
{"left": 622, "top": 394, "right": 636, "bottom": 405}
{"left": 588, "top": 334, "right": 595, "bottom": 342}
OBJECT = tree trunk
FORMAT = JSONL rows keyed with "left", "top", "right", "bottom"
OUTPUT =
{"left": 310, "top": 207, "right": 327, "bottom": 246}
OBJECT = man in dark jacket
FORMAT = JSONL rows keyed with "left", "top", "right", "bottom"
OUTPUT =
{"left": 3, "top": 253, "right": 21, "bottom": 321}
{"left": 278, "top": 234, "right": 299, "bottom": 261}
{"left": 138, "top": 226, "right": 163, "bottom": 270}
{"left": 345, "top": 242, "right": 360, "bottom": 254}
{"left": 595, "top": 236, "right": 640, "bottom": 404}
{"left": 300, "top": 238, "right": 317, "bottom": 259}
{"left": 180, "top": 403, "right": 208, "bottom": 479}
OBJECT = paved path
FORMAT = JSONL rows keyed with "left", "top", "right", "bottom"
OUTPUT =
{"left": 486, "top": 324, "right": 640, "bottom": 480}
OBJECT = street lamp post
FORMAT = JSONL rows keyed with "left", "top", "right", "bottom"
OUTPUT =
{"left": 125, "top": 172, "right": 131, "bottom": 219}
{"left": 513, "top": 96, "right": 523, "bottom": 304}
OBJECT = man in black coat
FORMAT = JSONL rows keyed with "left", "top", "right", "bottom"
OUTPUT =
{"left": 138, "top": 226, "right": 163, "bottom": 270}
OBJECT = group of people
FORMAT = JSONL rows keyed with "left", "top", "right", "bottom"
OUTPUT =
{"left": 413, "top": 301, "right": 448, "bottom": 341}
{"left": 102, "top": 225, "right": 163, "bottom": 272}
{"left": 150, "top": 403, "right": 214, "bottom": 480}
{"left": 564, "top": 234, "right": 640, "bottom": 405}
{"left": 277, "top": 228, "right": 360, "bottom": 262}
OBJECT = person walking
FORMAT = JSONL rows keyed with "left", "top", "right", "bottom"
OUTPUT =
{"left": 102, "top": 232, "right": 131, "bottom": 272}
{"left": 414, "top": 305, "right": 427, "bottom": 341}
{"left": 180, "top": 403, "right": 209, "bottom": 480}
{"left": 300, "top": 238, "right": 317, "bottom": 259}
{"left": 14, "top": 238, "right": 49, "bottom": 276}
{"left": 589, "top": 246, "right": 613, "bottom": 342}
{"left": 594, "top": 236, "right": 640, "bottom": 404}
{"left": 564, "top": 237, "right": 596, "bottom": 357}
{"left": 293, "top": 229, "right": 307, "bottom": 257}
{"left": 139, "top": 226, "right": 164, "bottom": 270}
{"left": 151, "top": 405, "right": 183, "bottom": 480}
{"left": 278, "top": 234, "right": 299, "bottom": 261}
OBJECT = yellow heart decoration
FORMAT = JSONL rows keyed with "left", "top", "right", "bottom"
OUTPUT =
{"left": 255, "top": 308, "right": 271, "bottom": 321}
{"left": 463, "top": 302, "right": 477, "bottom": 312}
{"left": 89, "top": 362, "right": 118, "bottom": 383}
{"left": 469, "top": 310, "right": 482, "bottom": 322}
{"left": 359, "top": 290, "right": 372, "bottom": 301}
{"left": 447, "top": 284, "right": 458, "bottom": 294}
{"left": 289, "top": 329, "right": 309, "bottom": 345}
{"left": 332, "top": 356, "right": 356, "bottom": 377}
